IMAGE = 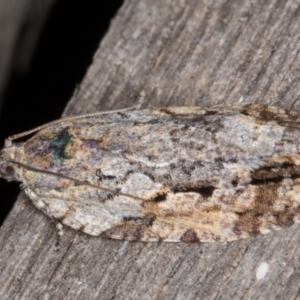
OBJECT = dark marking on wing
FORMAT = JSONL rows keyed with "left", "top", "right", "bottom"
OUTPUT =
{"left": 203, "top": 110, "right": 219, "bottom": 116}
{"left": 250, "top": 162, "right": 300, "bottom": 184}
{"left": 231, "top": 180, "right": 238, "bottom": 187}
{"left": 214, "top": 157, "right": 225, "bottom": 170}
{"left": 49, "top": 127, "right": 73, "bottom": 161}
{"left": 151, "top": 193, "right": 167, "bottom": 202}
{"left": 159, "top": 108, "right": 178, "bottom": 116}
{"left": 229, "top": 157, "right": 238, "bottom": 163}
{"left": 147, "top": 155, "right": 156, "bottom": 161}
{"left": 142, "top": 171, "right": 156, "bottom": 182}
{"left": 239, "top": 104, "right": 300, "bottom": 127}
{"left": 180, "top": 229, "right": 200, "bottom": 242}
{"left": 123, "top": 213, "right": 156, "bottom": 227}
{"left": 173, "top": 185, "right": 216, "bottom": 198}
{"left": 96, "top": 169, "right": 116, "bottom": 181}
{"left": 146, "top": 119, "right": 161, "bottom": 125}
{"left": 117, "top": 112, "right": 130, "bottom": 118}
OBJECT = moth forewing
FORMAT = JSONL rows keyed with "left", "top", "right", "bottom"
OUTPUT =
{"left": 1, "top": 103, "right": 300, "bottom": 242}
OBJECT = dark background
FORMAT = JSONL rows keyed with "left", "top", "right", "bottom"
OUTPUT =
{"left": 0, "top": 0, "right": 123, "bottom": 224}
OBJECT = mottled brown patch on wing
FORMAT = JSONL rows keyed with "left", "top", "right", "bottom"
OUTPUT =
{"left": 251, "top": 161, "right": 300, "bottom": 181}
{"left": 240, "top": 104, "right": 300, "bottom": 127}
{"left": 101, "top": 224, "right": 147, "bottom": 240}
{"left": 202, "top": 205, "right": 222, "bottom": 213}
{"left": 259, "top": 108, "right": 299, "bottom": 127}
{"left": 235, "top": 162, "right": 300, "bottom": 236}
{"left": 235, "top": 209, "right": 265, "bottom": 236}
{"left": 101, "top": 223, "right": 162, "bottom": 241}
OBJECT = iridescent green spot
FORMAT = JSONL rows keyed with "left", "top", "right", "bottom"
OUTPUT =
{"left": 50, "top": 127, "right": 73, "bottom": 161}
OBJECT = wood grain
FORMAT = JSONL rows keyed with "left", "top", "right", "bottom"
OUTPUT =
{"left": 1, "top": 1, "right": 300, "bottom": 299}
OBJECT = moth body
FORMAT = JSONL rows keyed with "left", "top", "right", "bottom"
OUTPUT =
{"left": 1, "top": 104, "right": 300, "bottom": 242}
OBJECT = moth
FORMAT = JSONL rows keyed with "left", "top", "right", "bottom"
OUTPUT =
{"left": 1, "top": 103, "right": 300, "bottom": 242}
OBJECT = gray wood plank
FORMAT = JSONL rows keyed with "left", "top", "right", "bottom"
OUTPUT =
{"left": 1, "top": 1, "right": 300, "bottom": 299}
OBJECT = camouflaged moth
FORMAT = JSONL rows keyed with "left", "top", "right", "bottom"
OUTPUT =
{"left": 1, "top": 103, "right": 300, "bottom": 242}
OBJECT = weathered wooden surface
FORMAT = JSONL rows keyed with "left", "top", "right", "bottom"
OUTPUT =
{"left": 2, "top": 0, "right": 300, "bottom": 299}
{"left": 0, "top": 0, "right": 55, "bottom": 103}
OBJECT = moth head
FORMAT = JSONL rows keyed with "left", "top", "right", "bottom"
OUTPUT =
{"left": 0, "top": 160, "right": 18, "bottom": 181}
{"left": 0, "top": 145, "right": 22, "bottom": 182}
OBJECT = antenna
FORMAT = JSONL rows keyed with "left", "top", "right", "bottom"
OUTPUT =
{"left": 5, "top": 104, "right": 140, "bottom": 147}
